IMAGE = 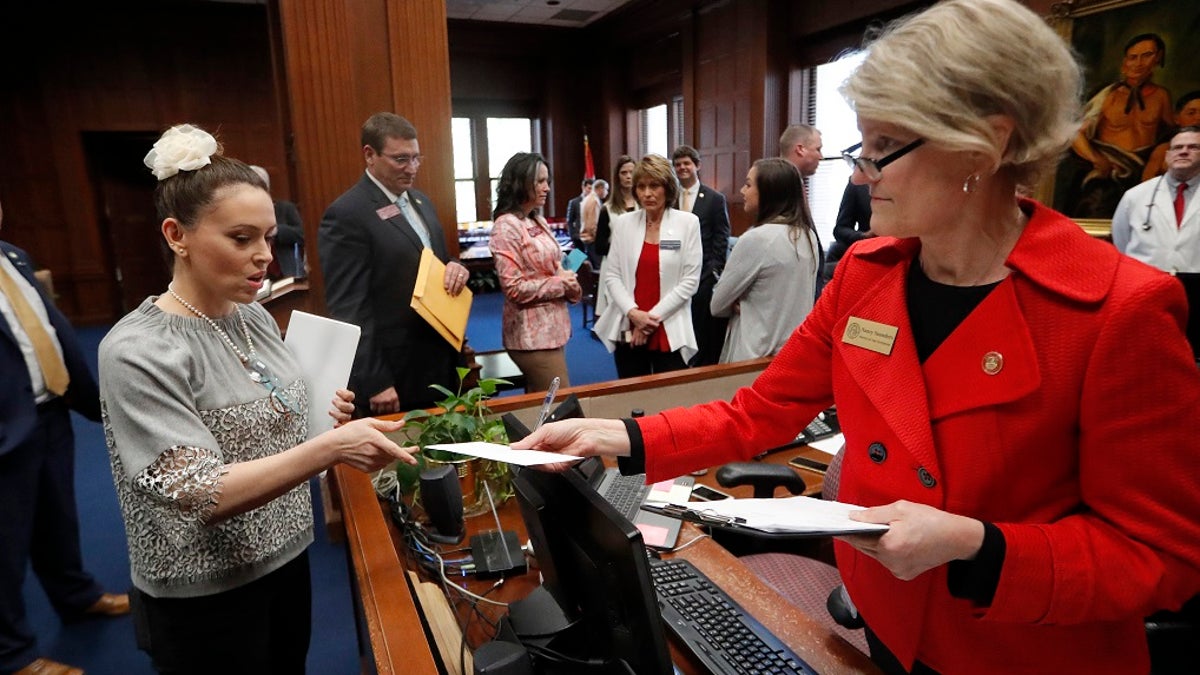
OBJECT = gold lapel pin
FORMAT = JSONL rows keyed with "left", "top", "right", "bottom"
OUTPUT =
{"left": 981, "top": 351, "right": 1003, "bottom": 375}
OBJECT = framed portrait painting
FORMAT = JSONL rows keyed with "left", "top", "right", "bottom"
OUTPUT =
{"left": 1042, "top": 0, "right": 1200, "bottom": 235}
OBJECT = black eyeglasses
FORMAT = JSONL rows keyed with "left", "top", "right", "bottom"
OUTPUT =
{"left": 384, "top": 153, "right": 423, "bottom": 168}
{"left": 841, "top": 138, "right": 925, "bottom": 180}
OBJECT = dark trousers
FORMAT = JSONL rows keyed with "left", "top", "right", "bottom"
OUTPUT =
{"left": 690, "top": 276, "right": 727, "bottom": 367}
{"left": 0, "top": 399, "right": 103, "bottom": 673}
{"left": 352, "top": 326, "right": 461, "bottom": 417}
{"left": 613, "top": 344, "right": 688, "bottom": 379}
{"left": 865, "top": 624, "right": 941, "bottom": 675}
{"left": 132, "top": 551, "right": 312, "bottom": 675}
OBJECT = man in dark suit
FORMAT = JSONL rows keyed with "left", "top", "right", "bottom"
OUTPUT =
{"left": 565, "top": 178, "right": 593, "bottom": 251}
{"left": 1, "top": 201, "right": 128, "bottom": 675}
{"left": 251, "top": 165, "right": 306, "bottom": 279}
{"left": 825, "top": 180, "right": 872, "bottom": 283}
{"left": 671, "top": 145, "right": 730, "bottom": 367}
{"left": 320, "top": 113, "right": 470, "bottom": 416}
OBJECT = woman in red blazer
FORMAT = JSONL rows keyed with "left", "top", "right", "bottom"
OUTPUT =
{"left": 515, "top": 0, "right": 1200, "bottom": 672}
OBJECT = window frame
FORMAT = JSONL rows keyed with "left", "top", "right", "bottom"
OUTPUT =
{"left": 451, "top": 107, "right": 539, "bottom": 224}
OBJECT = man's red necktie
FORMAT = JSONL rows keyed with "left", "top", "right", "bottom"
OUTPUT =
{"left": 1175, "top": 182, "right": 1188, "bottom": 228}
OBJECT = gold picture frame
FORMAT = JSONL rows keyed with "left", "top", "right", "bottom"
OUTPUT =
{"left": 1038, "top": 0, "right": 1200, "bottom": 238}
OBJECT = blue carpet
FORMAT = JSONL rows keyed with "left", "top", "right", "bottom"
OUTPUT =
{"left": 21, "top": 290, "right": 612, "bottom": 672}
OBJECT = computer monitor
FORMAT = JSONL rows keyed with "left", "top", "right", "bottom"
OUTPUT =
{"left": 511, "top": 467, "right": 673, "bottom": 675}
{"left": 544, "top": 393, "right": 584, "bottom": 424}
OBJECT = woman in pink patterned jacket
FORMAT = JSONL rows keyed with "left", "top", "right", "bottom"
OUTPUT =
{"left": 489, "top": 152, "right": 581, "bottom": 392}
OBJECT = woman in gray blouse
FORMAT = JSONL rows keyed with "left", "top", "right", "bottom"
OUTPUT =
{"left": 100, "top": 124, "right": 414, "bottom": 673}
{"left": 711, "top": 158, "right": 819, "bottom": 362}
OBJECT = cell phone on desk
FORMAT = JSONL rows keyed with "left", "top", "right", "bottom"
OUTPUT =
{"left": 788, "top": 455, "right": 829, "bottom": 474}
{"left": 690, "top": 484, "right": 732, "bottom": 501}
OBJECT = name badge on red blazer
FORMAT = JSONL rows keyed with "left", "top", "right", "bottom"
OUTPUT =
{"left": 842, "top": 316, "right": 898, "bottom": 355}
{"left": 376, "top": 204, "right": 401, "bottom": 220}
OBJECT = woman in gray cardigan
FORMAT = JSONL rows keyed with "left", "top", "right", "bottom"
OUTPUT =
{"left": 711, "top": 158, "right": 819, "bottom": 362}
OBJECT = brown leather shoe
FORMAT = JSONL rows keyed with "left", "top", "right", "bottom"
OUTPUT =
{"left": 84, "top": 592, "right": 130, "bottom": 617}
{"left": 14, "top": 657, "right": 84, "bottom": 675}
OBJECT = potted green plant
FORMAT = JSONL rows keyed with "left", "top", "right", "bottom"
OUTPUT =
{"left": 398, "top": 367, "right": 513, "bottom": 516}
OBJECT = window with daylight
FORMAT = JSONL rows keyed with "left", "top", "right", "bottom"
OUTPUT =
{"left": 806, "top": 50, "right": 867, "bottom": 253}
{"left": 636, "top": 97, "right": 684, "bottom": 160}
{"left": 450, "top": 115, "right": 535, "bottom": 223}
{"left": 640, "top": 104, "right": 668, "bottom": 158}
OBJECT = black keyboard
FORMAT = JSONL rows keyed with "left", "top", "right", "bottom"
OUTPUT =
{"left": 602, "top": 473, "right": 650, "bottom": 521}
{"left": 650, "top": 558, "right": 817, "bottom": 675}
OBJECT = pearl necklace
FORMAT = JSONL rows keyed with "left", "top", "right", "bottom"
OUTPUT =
{"left": 168, "top": 284, "right": 256, "bottom": 363}
{"left": 167, "top": 284, "right": 301, "bottom": 416}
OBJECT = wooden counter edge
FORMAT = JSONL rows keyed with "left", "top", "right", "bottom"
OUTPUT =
{"left": 333, "top": 465, "right": 439, "bottom": 675}
{"left": 485, "top": 357, "right": 773, "bottom": 414}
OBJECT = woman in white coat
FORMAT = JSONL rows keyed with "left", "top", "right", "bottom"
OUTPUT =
{"left": 594, "top": 154, "right": 701, "bottom": 376}
{"left": 711, "top": 158, "right": 819, "bottom": 362}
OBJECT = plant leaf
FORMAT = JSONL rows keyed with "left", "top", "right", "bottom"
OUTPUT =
{"left": 403, "top": 410, "right": 430, "bottom": 422}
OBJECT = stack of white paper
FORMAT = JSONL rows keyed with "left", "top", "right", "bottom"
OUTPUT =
{"left": 696, "top": 495, "right": 888, "bottom": 534}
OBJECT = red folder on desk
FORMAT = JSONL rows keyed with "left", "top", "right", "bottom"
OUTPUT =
{"left": 411, "top": 248, "right": 472, "bottom": 351}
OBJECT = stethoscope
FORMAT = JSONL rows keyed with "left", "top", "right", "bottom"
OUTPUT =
{"left": 1140, "top": 174, "right": 1168, "bottom": 231}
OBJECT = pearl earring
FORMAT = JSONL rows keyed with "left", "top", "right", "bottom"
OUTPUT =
{"left": 962, "top": 173, "right": 981, "bottom": 194}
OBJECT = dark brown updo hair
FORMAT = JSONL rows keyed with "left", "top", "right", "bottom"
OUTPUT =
{"left": 152, "top": 145, "right": 267, "bottom": 230}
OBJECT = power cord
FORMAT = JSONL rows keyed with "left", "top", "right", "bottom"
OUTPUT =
{"left": 669, "top": 531, "right": 710, "bottom": 553}
{"left": 522, "top": 642, "right": 620, "bottom": 670}
{"left": 389, "top": 495, "right": 508, "bottom": 606}
{"left": 460, "top": 577, "right": 505, "bottom": 675}
{"left": 371, "top": 464, "right": 402, "bottom": 501}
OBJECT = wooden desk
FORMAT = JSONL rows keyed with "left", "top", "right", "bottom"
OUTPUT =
{"left": 258, "top": 278, "right": 310, "bottom": 334}
{"left": 339, "top": 362, "right": 871, "bottom": 673}
{"left": 334, "top": 460, "right": 878, "bottom": 674}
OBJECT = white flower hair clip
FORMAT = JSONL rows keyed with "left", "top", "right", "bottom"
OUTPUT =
{"left": 143, "top": 124, "right": 219, "bottom": 180}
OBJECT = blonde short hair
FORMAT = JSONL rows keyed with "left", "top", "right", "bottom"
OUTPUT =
{"left": 841, "top": 0, "right": 1082, "bottom": 186}
{"left": 632, "top": 154, "right": 680, "bottom": 208}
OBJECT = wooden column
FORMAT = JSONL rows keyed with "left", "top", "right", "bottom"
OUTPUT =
{"left": 385, "top": 0, "right": 457, "bottom": 253}
{"left": 274, "top": 0, "right": 455, "bottom": 314}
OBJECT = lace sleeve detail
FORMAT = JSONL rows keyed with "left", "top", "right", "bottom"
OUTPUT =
{"left": 133, "top": 445, "right": 227, "bottom": 525}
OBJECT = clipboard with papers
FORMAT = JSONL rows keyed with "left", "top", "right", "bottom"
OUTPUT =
{"left": 411, "top": 248, "right": 472, "bottom": 351}
{"left": 641, "top": 495, "right": 889, "bottom": 539}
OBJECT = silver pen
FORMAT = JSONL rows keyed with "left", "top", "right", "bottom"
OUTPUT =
{"left": 534, "top": 376, "right": 561, "bottom": 429}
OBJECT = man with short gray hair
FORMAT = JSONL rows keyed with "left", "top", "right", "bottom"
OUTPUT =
{"left": 780, "top": 124, "right": 826, "bottom": 296}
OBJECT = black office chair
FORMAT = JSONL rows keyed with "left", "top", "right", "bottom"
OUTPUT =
{"left": 714, "top": 448, "right": 869, "bottom": 655}
{"left": 1146, "top": 594, "right": 1199, "bottom": 674}
{"left": 576, "top": 260, "right": 598, "bottom": 329}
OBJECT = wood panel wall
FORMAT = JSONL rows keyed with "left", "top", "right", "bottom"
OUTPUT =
{"left": 276, "top": 0, "right": 456, "bottom": 312}
{"left": 447, "top": 21, "right": 593, "bottom": 220}
{"left": 0, "top": 2, "right": 288, "bottom": 324}
{"left": 0, "top": 0, "right": 1059, "bottom": 324}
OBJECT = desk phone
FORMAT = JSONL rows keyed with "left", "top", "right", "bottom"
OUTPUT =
{"left": 798, "top": 407, "right": 839, "bottom": 444}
